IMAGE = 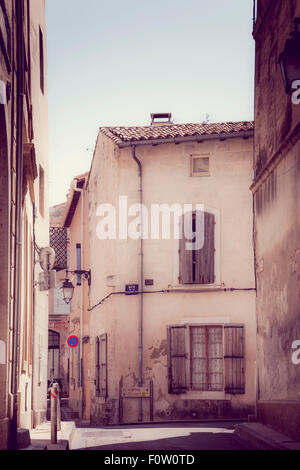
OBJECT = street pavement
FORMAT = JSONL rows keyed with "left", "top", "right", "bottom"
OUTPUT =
{"left": 69, "top": 421, "right": 257, "bottom": 450}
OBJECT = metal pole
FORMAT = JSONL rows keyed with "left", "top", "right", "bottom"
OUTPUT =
{"left": 50, "top": 383, "right": 58, "bottom": 444}
{"left": 57, "top": 383, "right": 61, "bottom": 432}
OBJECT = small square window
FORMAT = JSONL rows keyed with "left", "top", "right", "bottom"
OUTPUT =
{"left": 191, "top": 155, "right": 210, "bottom": 177}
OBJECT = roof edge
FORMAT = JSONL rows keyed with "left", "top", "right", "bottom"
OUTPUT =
{"left": 117, "top": 129, "right": 254, "bottom": 148}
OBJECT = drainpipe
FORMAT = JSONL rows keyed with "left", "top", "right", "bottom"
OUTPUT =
{"left": 71, "top": 179, "right": 84, "bottom": 420}
{"left": 131, "top": 146, "right": 144, "bottom": 422}
{"left": 11, "top": 0, "right": 25, "bottom": 448}
{"left": 31, "top": 203, "right": 37, "bottom": 426}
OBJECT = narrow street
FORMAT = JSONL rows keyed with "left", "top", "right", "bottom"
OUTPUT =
{"left": 69, "top": 421, "right": 257, "bottom": 451}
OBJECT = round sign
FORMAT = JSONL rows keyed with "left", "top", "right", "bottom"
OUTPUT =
{"left": 67, "top": 335, "right": 79, "bottom": 348}
{"left": 39, "top": 247, "right": 55, "bottom": 272}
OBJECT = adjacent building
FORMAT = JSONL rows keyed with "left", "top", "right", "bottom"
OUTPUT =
{"left": 60, "top": 173, "right": 91, "bottom": 421}
{"left": 49, "top": 203, "right": 70, "bottom": 398}
{"left": 87, "top": 116, "right": 257, "bottom": 424}
{"left": 252, "top": 0, "right": 300, "bottom": 440}
{"left": 0, "top": 0, "right": 49, "bottom": 449}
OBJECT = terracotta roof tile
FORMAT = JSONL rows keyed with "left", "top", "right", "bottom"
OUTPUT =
{"left": 99, "top": 121, "right": 254, "bottom": 145}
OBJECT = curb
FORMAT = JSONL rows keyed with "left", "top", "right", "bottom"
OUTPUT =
{"left": 234, "top": 423, "right": 300, "bottom": 450}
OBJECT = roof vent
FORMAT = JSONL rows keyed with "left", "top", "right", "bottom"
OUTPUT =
{"left": 151, "top": 113, "right": 172, "bottom": 126}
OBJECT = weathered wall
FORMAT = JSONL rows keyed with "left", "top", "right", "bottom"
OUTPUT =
{"left": 88, "top": 132, "right": 257, "bottom": 424}
{"left": 66, "top": 177, "right": 91, "bottom": 421}
{"left": 254, "top": 0, "right": 300, "bottom": 177}
{"left": 0, "top": 95, "right": 10, "bottom": 449}
{"left": 48, "top": 312, "right": 70, "bottom": 397}
{"left": 253, "top": 0, "right": 300, "bottom": 440}
{"left": 0, "top": 0, "right": 49, "bottom": 447}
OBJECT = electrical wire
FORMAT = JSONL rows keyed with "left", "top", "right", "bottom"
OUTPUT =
{"left": 88, "top": 287, "right": 256, "bottom": 312}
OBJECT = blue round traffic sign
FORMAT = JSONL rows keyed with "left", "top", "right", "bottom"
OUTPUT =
{"left": 67, "top": 335, "right": 79, "bottom": 348}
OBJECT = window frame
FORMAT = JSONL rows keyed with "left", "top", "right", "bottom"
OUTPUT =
{"left": 189, "top": 325, "right": 224, "bottom": 392}
{"left": 95, "top": 333, "right": 108, "bottom": 398}
{"left": 39, "top": 26, "right": 45, "bottom": 94}
{"left": 174, "top": 206, "right": 221, "bottom": 288}
{"left": 39, "top": 164, "right": 44, "bottom": 218}
{"left": 190, "top": 154, "right": 210, "bottom": 177}
{"left": 167, "top": 323, "right": 245, "bottom": 396}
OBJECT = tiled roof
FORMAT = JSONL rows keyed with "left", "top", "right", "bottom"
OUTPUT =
{"left": 99, "top": 121, "right": 254, "bottom": 146}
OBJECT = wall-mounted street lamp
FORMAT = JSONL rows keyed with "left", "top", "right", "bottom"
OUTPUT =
{"left": 61, "top": 279, "right": 75, "bottom": 305}
{"left": 278, "top": 18, "right": 300, "bottom": 94}
{"left": 61, "top": 270, "right": 91, "bottom": 305}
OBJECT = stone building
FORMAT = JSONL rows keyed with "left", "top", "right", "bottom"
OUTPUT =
{"left": 0, "top": 0, "right": 49, "bottom": 449}
{"left": 252, "top": 0, "right": 300, "bottom": 440}
{"left": 86, "top": 116, "right": 257, "bottom": 424}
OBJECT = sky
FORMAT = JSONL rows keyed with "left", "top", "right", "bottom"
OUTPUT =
{"left": 46, "top": 0, "right": 255, "bottom": 207}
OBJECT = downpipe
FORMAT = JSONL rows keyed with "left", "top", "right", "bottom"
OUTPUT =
{"left": 11, "top": 0, "right": 25, "bottom": 449}
{"left": 71, "top": 179, "right": 84, "bottom": 420}
{"left": 132, "top": 146, "right": 144, "bottom": 422}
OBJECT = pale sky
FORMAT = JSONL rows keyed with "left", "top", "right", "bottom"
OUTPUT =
{"left": 47, "top": 0, "right": 255, "bottom": 207}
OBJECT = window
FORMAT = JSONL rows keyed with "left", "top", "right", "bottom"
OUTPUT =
{"left": 76, "top": 243, "right": 81, "bottom": 286}
{"left": 95, "top": 334, "right": 107, "bottom": 398}
{"left": 191, "top": 326, "right": 223, "bottom": 391}
{"left": 39, "top": 165, "right": 44, "bottom": 218}
{"left": 179, "top": 210, "right": 215, "bottom": 285}
{"left": 39, "top": 27, "right": 44, "bottom": 94}
{"left": 190, "top": 155, "right": 210, "bottom": 177}
{"left": 48, "top": 330, "right": 60, "bottom": 349}
{"left": 167, "top": 324, "right": 245, "bottom": 395}
{"left": 48, "top": 330, "right": 60, "bottom": 383}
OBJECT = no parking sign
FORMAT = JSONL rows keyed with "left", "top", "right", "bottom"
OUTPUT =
{"left": 67, "top": 335, "right": 79, "bottom": 348}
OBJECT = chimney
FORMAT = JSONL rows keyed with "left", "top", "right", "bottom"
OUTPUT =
{"left": 150, "top": 113, "right": 172, "bottom": 126}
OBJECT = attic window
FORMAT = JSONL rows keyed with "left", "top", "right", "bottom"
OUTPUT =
{"left": 190, "top": 155, "right": 210, "bottom": 177}
{"left": 151, "top": 113, "right": 172, "bottom": 125}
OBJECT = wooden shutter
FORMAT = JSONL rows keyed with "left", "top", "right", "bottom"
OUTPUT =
{"left": 99, "top": 333, "right": 108, "bottom": 398}
{"left": 224, "top": 325, "right": 245, "bottom": 394}
{"left": 179, "top": 213, "right": 193, "bottom": 284}
{"left": 167, "top": 326, "right": 187, "bottom": 394}
{"left": 95, "top": 337, "right": 100, "bottom": 397}
{"left": 195, "top": 211, "right": 215, "bottom": 284}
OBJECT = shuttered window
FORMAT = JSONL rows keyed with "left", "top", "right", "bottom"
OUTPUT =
{"left": 224, "top": 325, "right": 245, "bottom": 394}
{"left": 167, "top": 326, "right": 188, "bottom": 394}
{"left": 95, "top": 334, "right": 108, "bottom": 398}
{"left": 167, "top": 324, "right": 245, "bottom": 395}
{"left": 191, "top": 326, "right": 223, "bottom": 391}
{"left": 179, "top": 211, "right": 215, "bottom": 285}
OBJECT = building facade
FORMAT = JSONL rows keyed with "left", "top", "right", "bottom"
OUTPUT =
{"left": 0, "top": 0, "right": 49, "bottom": 449}
{"left": 87, "top": 117, "right": 257, "bottom": 424}
{"left": 61, "top": 174, "right": 91, "bottom": 422}
{"left": 252, "top": 0, "right": 300, "bottom": 440}
{"left": 49, "top": 203, "right": 70, "bottom": 398}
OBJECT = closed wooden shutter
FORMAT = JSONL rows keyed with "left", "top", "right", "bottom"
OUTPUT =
{"left": 195, "top": 211, "right": 215, "bottom": 284}
{"left": 224, "top": 325, "right": 245, "bottom": 394}
{"left": 167, "top": 326, "right": 187, "bottom": 394}
{"left": 179, "top": 211, "right": 215, "bottom": 285}
{"left": 95, "top": 337, "right": 100, "bottom": 397}
{"left": 99, "top": 333, "right": 108, "bottom": 398}
{"left": 179, "top": 213, "right": 193, "bottom": 284}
